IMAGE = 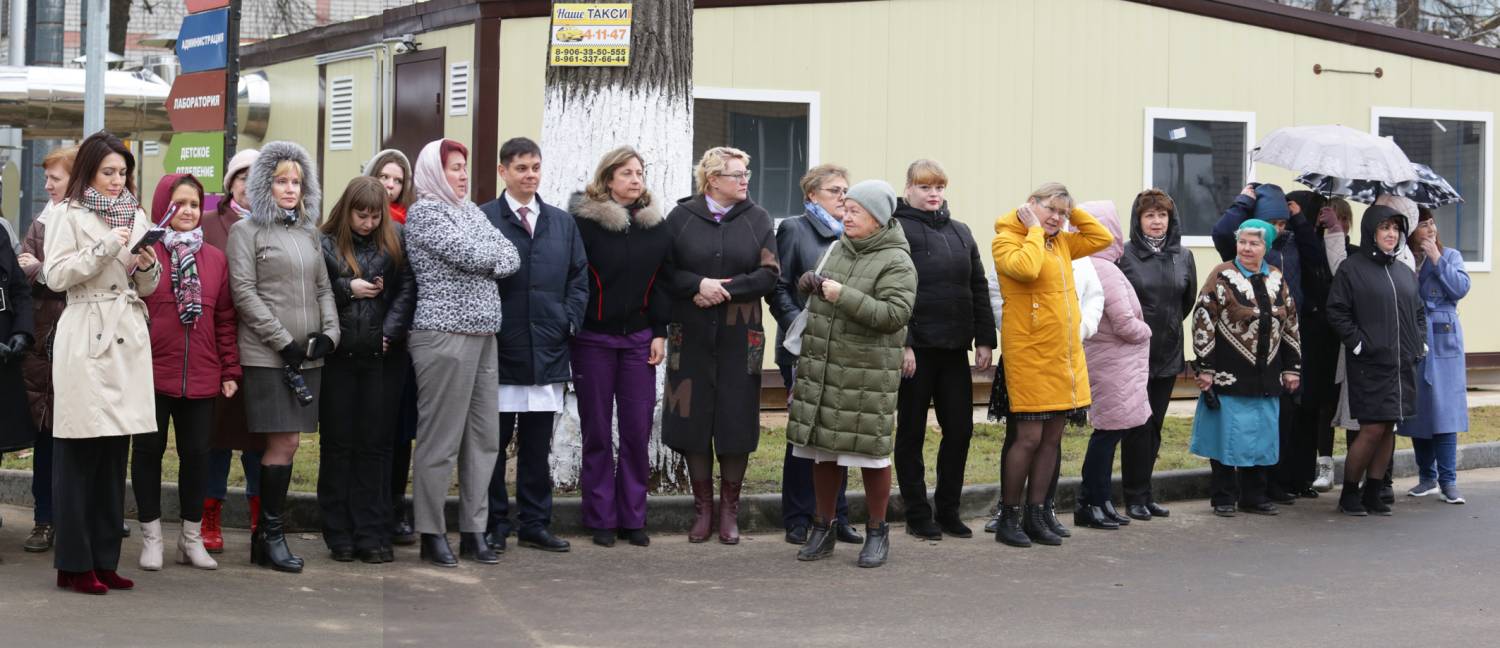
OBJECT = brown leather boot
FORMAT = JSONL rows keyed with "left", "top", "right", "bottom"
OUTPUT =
{"left": 688, "top": 480, "right": 714, "bottom": 543}
{"left": 718, "top": 479, "right": 742, "bottom": 545}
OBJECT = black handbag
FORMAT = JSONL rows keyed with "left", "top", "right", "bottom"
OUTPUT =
{"left": 986, "top": 354, "right": 1008, "bottom": 422}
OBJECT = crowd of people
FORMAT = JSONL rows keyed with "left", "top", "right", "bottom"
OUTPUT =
{"left": 0, "top": 128, "right": 1472, "bottom": 591}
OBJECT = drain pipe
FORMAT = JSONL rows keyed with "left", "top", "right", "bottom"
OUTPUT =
{"left": 8, "top": 0, "right": 25, "bottom": 65}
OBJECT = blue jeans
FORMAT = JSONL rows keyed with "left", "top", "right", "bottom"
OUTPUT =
{"left": 207, "top": 449, "right": 263, "bottom": 499}
{"left": 1411, "top": 433, "right": 1458, "bottom": 486}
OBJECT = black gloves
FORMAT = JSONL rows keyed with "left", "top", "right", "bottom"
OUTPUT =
{"left": 0, "top": 333, "right": 31, "bottom": 364}
{"left": 796, "top": 272, "right": 825, "bottom": 297}
{"left": 279, "top": 340, "right": 306, "bottom": 368}
{"left": 305, "top": 333, "right": 335, "bottom": 361}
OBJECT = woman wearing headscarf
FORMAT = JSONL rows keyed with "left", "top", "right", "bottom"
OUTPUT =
{"left": 15, "top": 144, "right": 76, "bottom": 554}
{"left": 1189, "top": 218, "right": 1301, "bottom": 517}
{"left": 404, "top": 139, "right": 520, "bottom": 566}
{"left": 1075, "top": 201, "right": 1151, "bottom": 530}
{"left": 201, "top": 148, "right": 262, "bottom": 554}
{"left": 1326, "top": 205, "right": 1426, "bottom": 516}
{"left": 991, "top": 182, "right": 1112, "bottom": 547}
{"left": 787, "top": 180, "right": 916, "bottom": 568}
{"left": 568, "top": 146, "right": 673, "bottom": 548}
{"left": 134, "top": 173, "right": 238, "bottom": 571}
{"left": 661, "top": 146, "right": 779, "bottom": 545}
{"left": 43, "top": 130, "right": 161, "bottom": 594}
{"left": 225, "top": 141, "right": 340, "bottom": 573}
{"left": 1399, "top": 208, "right": 1470, "bottom": 504}
{"left": 1114, "top": 188, "right": 1196, "bottom": 521}
{"left": 365, "top": 148, "right": 415, "bottom": 224}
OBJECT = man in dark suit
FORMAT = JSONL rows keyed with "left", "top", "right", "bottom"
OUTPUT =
{"left": 479, "top": 137, "right": 590, "bottom": 554}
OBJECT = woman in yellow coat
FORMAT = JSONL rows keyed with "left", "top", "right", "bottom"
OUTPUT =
{"left": 991, "top": 182, "right": 1112, "bottom": 547}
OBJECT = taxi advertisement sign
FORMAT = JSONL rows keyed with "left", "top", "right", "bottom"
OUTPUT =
{"left": 548, "top": 4, "right": 632, "bottom": 67}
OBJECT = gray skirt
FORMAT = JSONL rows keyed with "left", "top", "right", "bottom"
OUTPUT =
{"left": 243, "top": 366, "right": 322, "bottom": 434}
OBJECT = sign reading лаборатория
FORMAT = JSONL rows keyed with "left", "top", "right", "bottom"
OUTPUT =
{"left": 548, "top": 3, "right": 632, "bottom": 67}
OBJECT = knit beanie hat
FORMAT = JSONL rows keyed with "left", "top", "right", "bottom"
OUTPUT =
{"left": 224, "top": 148, "right": 260, "bottom": 189}
{"left": 847, "top": 180, "right": 897, "bottom": 226}
{"left": 1252, "top": 183, "right": 1290, "bottom": 221}
{"left": 1237, "top": 217, "right": 1278, "bottom": 248}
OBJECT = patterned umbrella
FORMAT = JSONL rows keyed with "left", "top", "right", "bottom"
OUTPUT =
{"left": 1252, "top": 125, "right": 1417, "bottom": 184}
{"left": 1295, "top": 163, "right": 1464, "bottom": 207}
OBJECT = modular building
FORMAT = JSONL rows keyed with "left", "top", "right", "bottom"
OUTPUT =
{"left": 138, "top": 0, "right": 1500, "bottom": 384}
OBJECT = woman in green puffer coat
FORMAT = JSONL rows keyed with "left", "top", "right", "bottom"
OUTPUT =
{"left": 787, "top": 179, "right": 917, "bottom": 569}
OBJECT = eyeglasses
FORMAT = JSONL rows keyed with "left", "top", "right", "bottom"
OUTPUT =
{"left": 717, "top": 171, "right": 753, "bottom": 183}
{"left": 820, "top": 186, "right": 848, "bottom": 197}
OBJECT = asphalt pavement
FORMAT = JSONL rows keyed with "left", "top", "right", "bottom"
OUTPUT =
{"left": 3, "top": 468, "right": 1500, "bottom": 647}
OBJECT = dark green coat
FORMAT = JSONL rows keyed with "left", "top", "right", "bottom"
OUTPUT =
{"left": 788, "top": 220, "right": 917, "bottom": 458}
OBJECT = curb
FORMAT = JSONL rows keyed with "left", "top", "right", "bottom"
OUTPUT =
{"left": 5, "top": 441, "right": 1499, "bottom": 534}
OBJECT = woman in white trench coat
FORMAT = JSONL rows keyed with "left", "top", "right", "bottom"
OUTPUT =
{"left": 42, "top": 131, "right": 162, "bottom": 594}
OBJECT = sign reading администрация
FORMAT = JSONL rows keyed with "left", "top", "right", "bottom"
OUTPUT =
{"left": 549, "top": 3, "right": 632, "bottom": 67}
{"left": 176, "top": 8, "right": 229, "bottom": 73}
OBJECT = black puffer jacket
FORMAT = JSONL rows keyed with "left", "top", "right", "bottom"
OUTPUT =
{"left": 768, "top": 212, "right": 840, "bottom": 367}
{"left": 1117, "top": 193, "right": 1197, "bottom": 378}
{"left": 481, "top": 192, "right": 590, "bottom": 386}
{"left": 1325, "top": 205, "right": 1426, "bottom": 422}
{"left": 892, "top": 200, "right": 994, "bottom": 351}
{"left": 1284, "top": 190, "right": 1339, "bottom": 400}
{"left": 320, "top": 226, "right": 417, "bottom": 357}
{"left": 568, "top": 192, "right": 673, "bottom": 338}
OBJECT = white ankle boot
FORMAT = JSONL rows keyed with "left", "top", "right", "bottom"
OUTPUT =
{"left": 139, "top": 519, "right": 164, "bottom": 571}
{"left": 1313, "top": 456, "right": 1335, "bottom": 492}
{"left": 177, "top": 519, "right": 219, "bottom": 570}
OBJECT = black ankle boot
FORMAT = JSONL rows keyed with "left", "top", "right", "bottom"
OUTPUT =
{"left": 252, "top": 464, "right": 303, "bottom": 573}
{"left": 420, "top": 533, "right": 458, "bottom": 567}
{"left": 1043, "top": 499, "right": 1071, "bottom": 537}
{"left": 1023, "top": 504, "right": 1063, "bottom": 546}
{"left": 995, "top": 505, "right": 1031, "bottom": 548}
{"left": 796, "top": 520, "right": 835, "bottom": 562}
{"left": 856, "top": 522, "right": 889, "bottom": 568}
{"left": 1338, "top": 482, "right": 1368, "bottom": 516}
{"left": 1101, "top": 501, "right": 1131, "bottom": 526}
{"left": 1073, "top": 504, "right": 1120, "bottom": 530}
{"left": 1362, "top": 480, "right": 1392, "bottom": 516}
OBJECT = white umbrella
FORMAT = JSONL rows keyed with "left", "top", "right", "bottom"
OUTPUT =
{"left": 1252, "top": 125, "right": 1417, "bottom": 184}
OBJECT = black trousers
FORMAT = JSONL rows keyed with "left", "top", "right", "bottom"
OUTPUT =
{"left": 1274, "top": 394, "right": 1324, "bottom": 492}
{"left": 1209, "top": 460, "right": 1268, "bottom": 507}
{"left": 1122, "top": 376, "right": 1174, "bottom": 506}
{"left": 489, "top": 411, "right": 556, "bottom": 534}
{"left": 895, "top": 347, "right": 973, "bottom": 523}
{"left": 133, "top": 395, "right": 215, "bottom": 523}
{"left": 778, "top": 363, "right": 849, "bottom": 527}
{"left": 1080, "top": 428, "right": 1131, "bottom": 507}
{"left": 318, "top": 354, "right": 403, "bottom": 551}
{"left": 53, "top": 436, "right": 128, "bottom": 572}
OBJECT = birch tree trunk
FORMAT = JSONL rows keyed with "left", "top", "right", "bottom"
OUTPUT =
{"left": 541, "top": 0, "right": 693, "bottom": 491}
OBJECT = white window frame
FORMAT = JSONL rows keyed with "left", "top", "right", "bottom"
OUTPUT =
{"left": 1143, "top": 108, "right": 1257, "bottom": 249}
{"left": 693, "top": 87, "right": 821, "bottom": 168}
{"left": 1371, "top": 107, "right": 1493, "bottom": 272}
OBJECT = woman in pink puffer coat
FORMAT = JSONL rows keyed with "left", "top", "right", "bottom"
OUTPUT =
{"left": 1076, "top": 200, "right": 1152, "bottom": 530}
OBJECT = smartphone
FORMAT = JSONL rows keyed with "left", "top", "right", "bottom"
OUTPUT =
{"left": 130, "top": 227, "right": 166, "bottom": 254}
{"left": 156, "top": 203, "right": 179, "bottom": 228}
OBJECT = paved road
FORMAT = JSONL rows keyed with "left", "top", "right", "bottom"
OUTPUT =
{"left": 3, "top": 469, "right": 1500, "bottom": 647}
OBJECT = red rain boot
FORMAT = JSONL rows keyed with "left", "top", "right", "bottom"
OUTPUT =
{"left": 202, "top": 498, "right": 225, "bottom": 553}
{"left": 247, "top": 495, "right": 262, "bottom": 535}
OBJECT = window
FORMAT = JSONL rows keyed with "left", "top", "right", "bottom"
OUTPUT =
{"left": 693, "top": 88, "right": 820, "bottom": 221}
{"left": 1143, "top": 109, "right": 1256, "bottom": 246}
{"left": 1373, "top": 108, "right": 1493, "bottom": 271}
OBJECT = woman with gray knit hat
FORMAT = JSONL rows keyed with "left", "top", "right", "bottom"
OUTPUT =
{"left": 787, "top": 179, "right": 917, "bottom": 568}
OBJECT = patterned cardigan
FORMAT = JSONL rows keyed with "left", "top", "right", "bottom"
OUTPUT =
{"left": 1191, "top": 260, "right": 1301, "bottom": 397}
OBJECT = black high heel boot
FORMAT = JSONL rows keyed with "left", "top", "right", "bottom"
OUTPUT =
{"left": 1023, "top": 504, "right": 1063, "bottom": 546}
{"left": 995, "top": 505, "right": 1031, "bottom": 548}
{"left": 252, "top": 464, "right": 304, "bottom": 573}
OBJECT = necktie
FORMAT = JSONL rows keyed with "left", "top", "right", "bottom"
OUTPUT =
{"left": 518, "top": 206, "right": 533, "bottom": 236}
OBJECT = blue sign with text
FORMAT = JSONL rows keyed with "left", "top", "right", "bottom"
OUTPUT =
{"left": 176, "top": 8, "right": 229, "bottom": 73}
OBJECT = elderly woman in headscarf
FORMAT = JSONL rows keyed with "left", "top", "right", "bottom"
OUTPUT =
{"left": 403, "top": 139, "right": 520, "bottom": 567}
{"left": 1189, "top": 218, "right": 1301, "bottom": 518}
{"left": 1326, "top": 205, "right": 1425, "bottom": 516}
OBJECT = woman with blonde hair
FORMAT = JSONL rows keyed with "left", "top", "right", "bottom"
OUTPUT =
{"left": 662, "top": 146, "right": 779, "bottom": 544}
{"left": 567, "top": 146, "right": 674, "bottom": 547}
{"left": 991, "top": 182, "right": 1111, "bottom": 547}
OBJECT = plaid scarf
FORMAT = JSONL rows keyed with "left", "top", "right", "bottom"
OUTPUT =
{"left": 81, "top": 186, "right": 140, "bottom": 229}
{"left": 164, "top": 228, "right": 204, "bottom": 325}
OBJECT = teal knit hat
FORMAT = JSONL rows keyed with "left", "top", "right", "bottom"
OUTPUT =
{"left": 1236, "top": 218, "right": 1277, "bottom": 247}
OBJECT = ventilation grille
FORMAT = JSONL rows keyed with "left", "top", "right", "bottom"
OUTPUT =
{"left": 328, "top": 76, "right": 355, "bottom": 151}
{"left": 448, "top": 62, "right": 470, "bottom": 117}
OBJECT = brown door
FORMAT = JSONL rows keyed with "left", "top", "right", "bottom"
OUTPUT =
{"left": 387, "top": 48, "right": 447, "bottom": 163}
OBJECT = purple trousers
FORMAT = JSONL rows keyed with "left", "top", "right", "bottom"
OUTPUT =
{"left": 573, "top": 328, "right": 656, "bottom": 530}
